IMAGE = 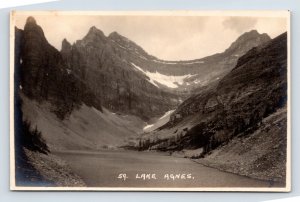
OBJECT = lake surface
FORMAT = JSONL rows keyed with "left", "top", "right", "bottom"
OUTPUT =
{"left": 54, "top": 150, "right": 282, "bottom": 188}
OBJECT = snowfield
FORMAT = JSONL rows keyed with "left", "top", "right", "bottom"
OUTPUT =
{"left": 143, "top": 109, "right": 175, "bottom": 132}
{"left": 131, "top": 63, "right": 195, "bottom": 88}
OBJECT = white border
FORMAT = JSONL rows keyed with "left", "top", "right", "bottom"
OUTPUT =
{"left": 9, "top": 10, "right": 291, "bottom": 192}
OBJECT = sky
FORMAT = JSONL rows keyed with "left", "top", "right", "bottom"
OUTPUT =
{"left": 14, "top": 12, "right": 288, "bottom": 60}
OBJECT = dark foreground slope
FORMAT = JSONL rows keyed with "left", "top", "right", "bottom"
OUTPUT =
{"left": 137, "top": 33, "right": 288, "bottom": 182}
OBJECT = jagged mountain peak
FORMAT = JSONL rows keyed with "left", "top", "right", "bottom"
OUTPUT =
{"left": 83, "top": 26, "right": 106, "bottom": 42}
{"left": 24, "top": 16, "right": 40, "bottom": 30}
{"left": 26, "top": 16, "right": 37, "bottom": 25}
{"left": 62, "top": 38, "right": 71, "bottom": 46}
{"left": 61, "top": 38, "right": 72, "bottom": 52}
{"left": 237, "top": 29, "right": 270, "bottom": 41}
{"left": 108, "top": 31, "right": 151, "bottom": 59}
{"left": 225, "top": 29, "right": 271, "bottom": 55}
{"left": 89, "top": 25, "right": 101, "bottom": 33}
{"left": 23, "top": 16, "right": 46, "bottom": 39}
{"left": 62, "top": 38, "right": 70, "bottom": 43}
{"left": 243, "top": 29, "right": 259, "bottom": 35}
{"left": 108, "top": 31, "right": 142, "bottom": 48}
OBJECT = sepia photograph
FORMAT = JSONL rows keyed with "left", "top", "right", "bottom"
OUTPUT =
{"left": 10, "top": 11, "right": 290, "bottom": 191}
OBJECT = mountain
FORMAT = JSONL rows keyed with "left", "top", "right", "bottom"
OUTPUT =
{"left": 136, "top": 33, "right": 287, "bottom": 181}
{"left": 15, "top": 17, "right": 102, "bottom": 119}
{"left": 83, "top": 29, "right": 270, "bottom": 92}
{"left": 15, "top": 16, "right": 273, "bottom": 150}
{"left": 14, "top": 17, "right": 156, "bottom": 151}
{"left": 61, "top": 26, "right": 181, "bottom": 120}
{"left": 61, "top": 27, "right": 270, "bottom": 119}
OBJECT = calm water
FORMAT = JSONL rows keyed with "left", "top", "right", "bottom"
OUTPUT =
{"left": 54, "top": 150, "right": 283, "bottom": 188}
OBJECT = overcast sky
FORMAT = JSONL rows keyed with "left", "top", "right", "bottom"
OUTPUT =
{"left": 14, "top": 13, "right": 288, "bottom": 60}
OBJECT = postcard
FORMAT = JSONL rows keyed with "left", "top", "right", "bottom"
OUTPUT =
{"left": 10, "top": 11, "right": 291, "bottom": 191}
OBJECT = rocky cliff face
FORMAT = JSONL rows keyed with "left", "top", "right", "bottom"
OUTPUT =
{"left": 60, "top": 27, "right": 270, "bottom": 119}
{"left": 61, "top": 27, "right": 181, "bottom": 120}
{"left": 15, "top": 17, "right": 103, "bottom": 119}
{"left": 139, "top": 32, "right": 287, "bottom": 155}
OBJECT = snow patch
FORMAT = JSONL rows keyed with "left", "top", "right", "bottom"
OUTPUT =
{"left": 159, "top": 110, "right": 175, "bottom": 120}
{"left": 152, "top": 60, "right": 204, "bottom": 65}
{"left": 111, "top": 39, "right": 128, "bottom": 50}
{"left": 143, "top": 124, "right": 154, "bottom": 130}
{"left": 143, "top": 109, "right": 175, "bottom": 132}
{"left": 131, "top": 63, "right": 196, "bottom": 88}
{"left": 194, "top": 79, "right": 200, "bottom": 84}
{"left": 131, "top": 63, "right": 144, "bottom": 72}
{"left": 116, "top": 44, "right": 127, "bottom": 50}
{"left": 138, "top": 55, "right": 148, "bottom": 60}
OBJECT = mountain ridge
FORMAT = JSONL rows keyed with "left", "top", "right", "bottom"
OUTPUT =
{"left": 61, "top": 24, "right": 271, "bottom": 99}
{"left": 137, "top": 32, "right": 287, "bottom": 156}
{"left": 16, "top": 16, "right": 273, "bottom": 121}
